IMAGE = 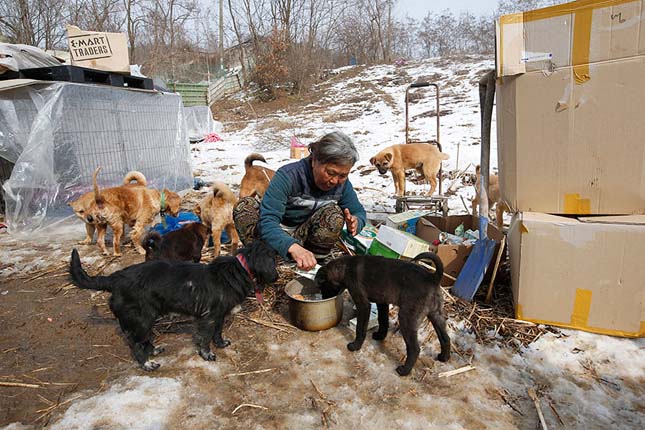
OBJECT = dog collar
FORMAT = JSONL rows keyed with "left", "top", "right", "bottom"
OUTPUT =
{"left": 159, "top": 190, "right": 166, "bottom": 213}
{"left": 236, "top": 254, "right": 264, "bottom": 304}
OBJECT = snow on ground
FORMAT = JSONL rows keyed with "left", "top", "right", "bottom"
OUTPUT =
{"left": 1, "top": 55, "right": 643, "bottom": 429}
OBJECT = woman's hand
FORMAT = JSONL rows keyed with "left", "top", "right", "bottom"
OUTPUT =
{"left": 288, "top": 243, "right": 317, "bottom": 271}
{"left": 343, "top": 208, "right": 358, "bottom": 236}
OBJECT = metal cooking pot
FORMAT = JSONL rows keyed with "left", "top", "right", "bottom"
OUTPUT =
{"left": 284, "top": 277, "right": 343, "bottom": 331}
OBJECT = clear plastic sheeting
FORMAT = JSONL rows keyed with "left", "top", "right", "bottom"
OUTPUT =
{"left": 0, "top": 81, "right": 193, "bottom": 234}
{"left": 184, "top": 105, "right": 220, "bottom": 142}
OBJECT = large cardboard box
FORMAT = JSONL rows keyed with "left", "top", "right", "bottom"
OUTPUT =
{"left": 508, "top": 212, "right": 645, "bottom": 337}
{"left": 66, "top": 25, "right": 130, "bottom": 73}
{"left": 416, "top": 215, "right": 503, "bottom": 285}
{"left": 496, "top": 1, "right": 645, "bottom": 215}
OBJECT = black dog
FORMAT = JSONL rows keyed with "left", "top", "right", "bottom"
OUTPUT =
{"left": 314, "top": 252, "right": 450, "bottom": 376}
{"left": 69, "top": 240, "right": 278, "bottom": 371}
{"left": 142, "top": 222, "right": 210, "bottom": 262}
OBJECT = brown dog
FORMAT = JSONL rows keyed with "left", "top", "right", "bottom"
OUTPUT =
{"left": 239, "top": 153, "right": 275, "bottom": 199}
{"left": 370, "top": 143, "right": 449, "bottom": 197}
{"left": 194, "top": 182, "right": 240, "bottom": 257}
{"left": 471, "top": 165, "right": 510, "bottom": 229}
{"left": 69, "top": 168, "right": 147, "bottom": 245}
{"left": 88, "top": 167, "right": 182, "bottom": 256}
{"left": 141, "top": 222, "right": 210, "bottom": 263}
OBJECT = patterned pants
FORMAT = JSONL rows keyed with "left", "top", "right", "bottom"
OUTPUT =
{"left": 233, "top": 196, "right": 345, "bottom": 255}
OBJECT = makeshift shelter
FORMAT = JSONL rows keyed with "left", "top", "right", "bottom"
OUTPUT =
{"left": 0, "top": 80, "right": 193, "bottom": 233}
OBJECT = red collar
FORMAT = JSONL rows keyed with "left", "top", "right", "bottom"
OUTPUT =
{"left": 236, "top": 253, "right": 254, "bottom": 280}
{"left": 236, "top": 254, "right": 264, "bottom": 305}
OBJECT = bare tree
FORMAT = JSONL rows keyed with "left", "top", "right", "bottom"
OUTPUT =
{"left": 0, "top": 0, "right": 67, "bottom": 48}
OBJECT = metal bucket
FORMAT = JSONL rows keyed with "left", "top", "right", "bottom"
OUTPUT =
{"left": 285, "top": 277, "right": 343, "bottom": 331}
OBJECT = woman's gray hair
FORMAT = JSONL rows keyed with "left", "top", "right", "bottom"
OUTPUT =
{"left": 308, "top": 131, "right": 359, "bottom": 166}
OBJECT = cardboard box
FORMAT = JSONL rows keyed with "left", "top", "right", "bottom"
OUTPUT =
{"left": 495, "top": 1, "right": 645, "bottom": 215}
{"left": 66, "top": 25, "right": 130, "bottom": 73}
{"left": 290, "top": 146, "right": 310, "bottom": 159}
{"left": 368, "top": 225, "right": 430, "bottom": 259}
{"left": 385, "top": 210, "right": 431, "bottom": 234}
{"left": 341, "top": 225, "right": 378, "bottom": 255}
{"left": 416, "top": 215, "right": 503, "bottom": 285}
{"left": 508, "top": 212, "right": 645, "bottom": 338}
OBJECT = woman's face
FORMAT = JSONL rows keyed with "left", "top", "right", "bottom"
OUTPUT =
{"left": 311, "top": 159, "right": 352, "bottom": 191}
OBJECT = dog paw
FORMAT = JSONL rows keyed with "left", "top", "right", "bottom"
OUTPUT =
{"left": 372, "top": 331, "right": 387, "bottom": 341}
{"left": 79, "top": 239, "right": 92, "bottom": 245}
{"left": 152, "top": 346, "right": 165, "bottom": 356}
{"left": 141, "top": 360, "right": 160, "bottom": 371}
{"left": 347, "top": 341, "right": 362, "bottom": 352}
{"left": 214, "top": 339, "right": 231, "bottom": 348}
{"left": 395, "top": 365, "right": 412, "bottom": 376}
{"left": 436, "top": 352, "right": 450, "bottom": 362}
{"left": 199, "top": 350, "right": 216, "bottom": 361}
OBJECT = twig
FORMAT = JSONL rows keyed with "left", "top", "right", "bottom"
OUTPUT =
{"left": 546, "top": 397, "right": 565, "bottom": 426}
{"left": 225, "top": 368, "right": 276, "bottom": 378}
{"left": 527, "top": 388, "right": 549, "bottom": 430}
{"left": 25, "top": 263, "right": 68, "bottom": 282}
{"left": 0, "top": 381, "right": 40, "bottom": 388}
{"left": 232, "top": 403, "right": 268, "bottom": 414}
{"left": 485, "top": 235, "right": 506, "bottom": 303}
{"left": 460, "top": 195, "right": 472, "bottom": 214}
{"left": 437, "top": 365, "right": 476, "bottom": 378}
{"left": 238, "top": 316, "right": 294, "bottom": 333}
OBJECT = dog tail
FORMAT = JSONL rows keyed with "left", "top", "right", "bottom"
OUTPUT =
{"left": 141, "top": 231, "right": 163, "bottom": 255}
{"left": 244, "top": 153, "right": 267, "bottom": 170}
{"left": 411, "top": 252, "right": 444, "bottom": 285}
{"left": 439, "top": 150, "right": 450, "bottom": 160}
{"left": 211, "top": 181, "right": 235, "bottom": 201}
{"left": 123, "top": 171, "right": 147, "bottom": 186}
{"left": 92, "top": 166, "right": 105, "bottom": 206}
{"left": 69, "top": 249, "right": 112, "bottom": 292}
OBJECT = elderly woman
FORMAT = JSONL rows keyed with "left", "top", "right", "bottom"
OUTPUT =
{"left": 233, "top": 131, "right": 366, "bottom": 270}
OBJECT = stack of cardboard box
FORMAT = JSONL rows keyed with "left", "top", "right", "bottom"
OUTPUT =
{"left": 496, "top": 0, "right": 645, "bottom": 337}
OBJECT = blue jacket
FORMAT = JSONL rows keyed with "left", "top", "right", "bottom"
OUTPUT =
{"left": 259, "top": 157, "right": 366, "bottom": 258}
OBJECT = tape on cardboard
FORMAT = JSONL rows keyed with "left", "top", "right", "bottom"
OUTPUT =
{"left": 571, "top": 288, "right": 593, "bottom": 327}
{"left": 498, "top": 0, "right": 639, "bottom": 80}
{"left": 515, "top": 303, "right": 644, "bottom": 338}
{"left": 564, "top": 193, "right": 591, "bottom": 214}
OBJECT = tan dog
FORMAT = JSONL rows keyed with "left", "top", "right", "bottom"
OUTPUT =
{"left": 194, "top": 182, "right": 240, "bottom": 257}
{"left": 69, "top": 168, "right": 147, "bottom": 245}
{"left": 370, "top": 143, "right": 449, "bottom": 197}
{"left": 471, "top": 165, "right": 510, "bottom": 229}
{"left": 239, "top": 153, "right": 275, "bottom": 199}
{"left": 88, "top": 167, "right": 182, "bottom": 256}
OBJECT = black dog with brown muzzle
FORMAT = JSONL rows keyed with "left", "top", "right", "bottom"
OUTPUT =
{"left": 314, "top": 252, "right": 450, "bottom": 376}
{"left": 69, "top": 240, "right": 278, "bottom": 371}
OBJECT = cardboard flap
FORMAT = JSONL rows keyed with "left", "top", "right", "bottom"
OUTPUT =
{"left": 578, "top": 215, "right": 645, "bottom": 225}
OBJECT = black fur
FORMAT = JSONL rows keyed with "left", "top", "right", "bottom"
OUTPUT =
{"left": 69, "top": 240, "right": 278, "bottom": 371}
{"left": 314, "top": 252, "right": 450, "bottom": 376}
{"left": 142, "top": 222, "right": 209, "bottom": 263}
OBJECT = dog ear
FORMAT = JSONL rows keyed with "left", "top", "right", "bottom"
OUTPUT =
{"left": 384, "top": 152, "right": 393, "bottom": 163}
{"left": 369, "top": 156, "right": 376, "bottom": 166}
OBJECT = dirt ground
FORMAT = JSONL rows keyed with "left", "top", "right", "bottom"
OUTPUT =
{"left": 0, "top": 238, "right": 301, "bottom": 427}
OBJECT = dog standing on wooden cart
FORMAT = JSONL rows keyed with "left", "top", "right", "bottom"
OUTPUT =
{"left": 370, "top": 143, "right": 449, "bottom": 197}
{"left": 314, "top": 252, "right": 450, "bottom": 376}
